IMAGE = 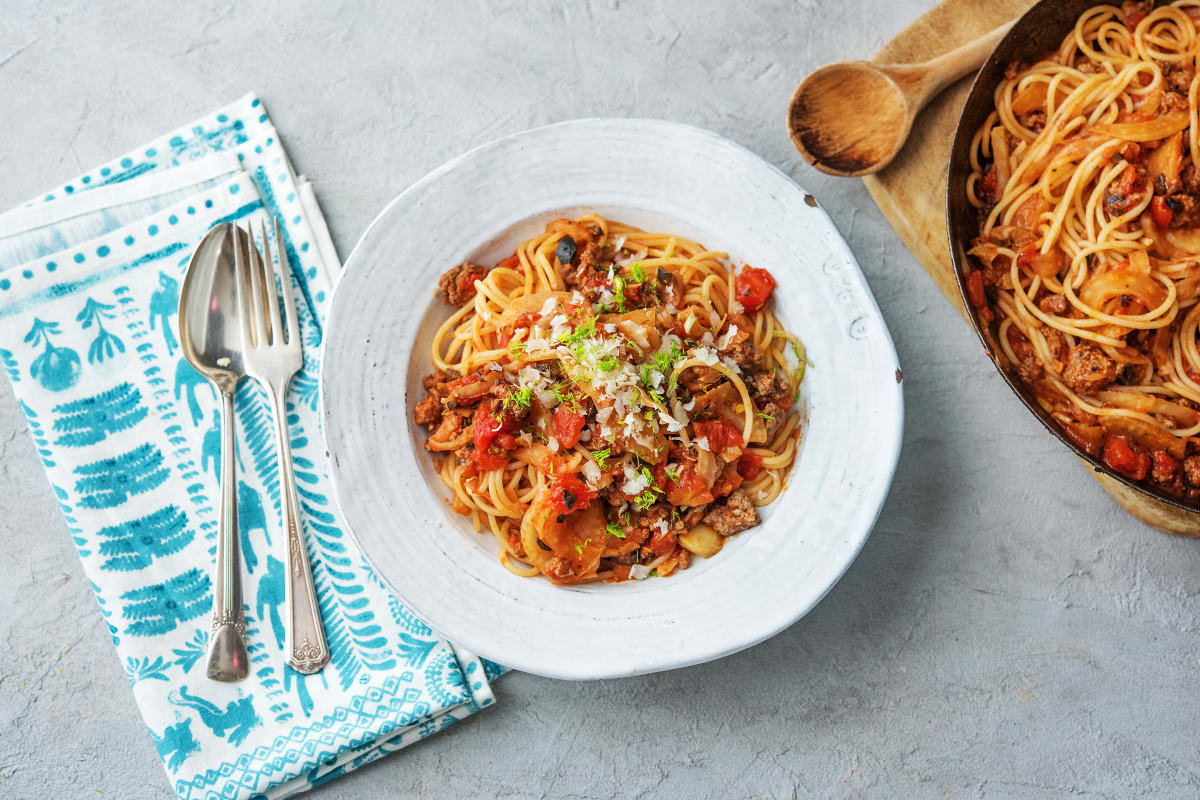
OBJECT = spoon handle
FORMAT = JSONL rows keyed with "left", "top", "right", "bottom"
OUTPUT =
{"left": 268, "top": 383, "right": 330, "bottom": 674}
{"left": 206, "top": 386, "right": 250, "bottom": 681}
{"left": 914, "top": 20, "right": 1016, "bottom": 102}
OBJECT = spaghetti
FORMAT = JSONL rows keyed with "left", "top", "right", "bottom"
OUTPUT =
{"left": 966, "top": 0, "right": 1200, "bottom": 497}
{"left": 413, "top": 215, "right": 806, "bottom": 584}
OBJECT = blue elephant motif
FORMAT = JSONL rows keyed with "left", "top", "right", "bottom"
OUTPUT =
{"left": 200, "top": 409, "right": 221, "bottom": 478}
{"left": 24, "top": 318, "right": 80, "bottom": 392}
{"left": 151, "top": 715, "right": 200, "bottom": 772}
{"left": 256, "top": 555, "right": 285, "bottom": 649}
{"left": 174, "top": 358, "right": 211, "bottom": 428}
{"left": 238, "top": 481, "right": 270, "bottom": 572}
{"left": 149, "top": 272, "right": 179, "bottom": 355}
{"left": 169, "top": 685, "right": 262, "bottom": 747}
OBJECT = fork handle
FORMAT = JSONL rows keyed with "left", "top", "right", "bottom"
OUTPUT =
{"left": 268, "top": 383, "right": 331, "bottom": 674}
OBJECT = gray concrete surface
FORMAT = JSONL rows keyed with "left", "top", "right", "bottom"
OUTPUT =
{"left": 2, "top": 1, "right": 1200, "bottom": 798}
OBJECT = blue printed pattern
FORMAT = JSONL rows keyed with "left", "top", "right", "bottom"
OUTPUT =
{"left": 0, "top": 95, "right": 501, "bottom": 800}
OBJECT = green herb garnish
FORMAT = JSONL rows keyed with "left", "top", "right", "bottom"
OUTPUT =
{"left": 613, "top": 276, "right": 628, "bottom": 313}
{"left": 590, "top": 448, "right": 611, "bottom": 469}
{"left": 630, "top": 262, "right": 646, "bottom": 283}
{"left": 558, "top": 316, "right": 597, "bottom": 346}
{"left": 502, "top": 387, "right": 532, "bottom": 412}
{"left": 551, "top": 383, "right": 579, "bottom": 411}
{"left": 606, "top": 523, "right": 626, "bottom": 539}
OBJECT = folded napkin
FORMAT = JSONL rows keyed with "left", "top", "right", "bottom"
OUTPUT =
{"left": 0, "top": 94, "right": 504, "bottom": 800}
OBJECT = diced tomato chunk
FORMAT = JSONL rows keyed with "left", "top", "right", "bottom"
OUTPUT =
{"left": 646, "top": 527, "right": 677, "bottom": 556}
{"left": 1150, "top": 196, "right": 1174, "bottom": 229}
{"left": 736, "top": 266, "right": 776, "bottom": 312}
{"left": 496, "top": 254, "right": 520, "bottom": 271}
{"left": 966, "top": 269, "right": 987, "bottom": 309}
{"left": 654, "top": 461, "right": 714, "bottom": 507}
{"left": 693, "top": 420, "right": 744, "bottom": 452}
{"left": 472, "top": 402, "right": 515, "bottom": 470}
{"left": 1103, "top": 435, "right": 1150, "bottom": 481}
{"left": 552, "top": 404, "right": 586, "bottom": 449}
{"left": 548, "top": 473, "right": 595, "bottom": 515}
{"left": 737, "top": 452, "right": 763, "bottom": 480}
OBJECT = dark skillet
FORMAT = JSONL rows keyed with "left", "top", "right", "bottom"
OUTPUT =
{"left": 944, "top": 0, "right": 1200, "bottom": 513}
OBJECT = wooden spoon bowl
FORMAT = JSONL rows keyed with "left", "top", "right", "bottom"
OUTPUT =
{"left": 788, "top": 21, "right": 1013, "bottom": 176}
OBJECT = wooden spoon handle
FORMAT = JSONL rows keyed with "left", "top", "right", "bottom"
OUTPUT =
{"left": 896, "top": 20, "right": 1016, "bottom": 108}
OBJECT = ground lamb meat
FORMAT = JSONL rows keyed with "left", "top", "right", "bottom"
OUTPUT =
{"left": 679, "top": 365, "right": 721, "bottom": 394}
{"left": 759, "top": 401, "right": 785, "bottom": 442}
{"left": 422, "top": 369, "right": 454, "bottom": 391}
{"left": 437, "top": 261, "right": 490, "bottom": 306}
{"left": 415, "top": 369, "right": 459, "bottom": 428}
{"left": 1182, "top": 164, "right": 1200, "bottom": 195}
{"left": 1160, "top": 90, "right": 1189, "bottom": 115}
{"left": 1162, "top": 61, "right": 1195, "bottom": 93}
{"left": 414, "top": 393, "right": 441, "bottom": 428}
{"left": 1166, "top": 194, "right": 1200, "bottom": 229}
{"left": 556, "top": 221, "right": 607, "bottom": 292}
{"left": 1007, "top": 331, "right": 1041, "bottom": 384}
{"left": 747, "top": 369, "right": 793, "bottom": 409}
{"left": 703, "top": 488, "right": 760, "bottom": 536}
{"left": 425, "top": 409, "right": 471, "bottom": 451}
{"left": 1038, "top": 294, "right": 1068, "bottom": 315}
{"left": 1061, "top": 343, "right": 1118, "bottom": 393}
{"left": 719, "top": 327, "right": 763, "bottom": 371}
{"left": 1121, "top": 0, "right": 1151, "bottom": 28}
{"left": 1018, "top": 110, "right": 1046, "bottom": 132}
{"left": 1184, "top": 455, "right": 1200, "bottom": 487}
{"left": 542, "top": 556, "right": 575, "bottom": 581}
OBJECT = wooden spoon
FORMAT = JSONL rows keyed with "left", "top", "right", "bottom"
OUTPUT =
{"left": 787, "top": 21, "right": 1015, "bottom": 177}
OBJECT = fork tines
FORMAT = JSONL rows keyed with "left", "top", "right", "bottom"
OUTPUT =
{"left": 233, "top": 218, "right": 301, "bottom": 353}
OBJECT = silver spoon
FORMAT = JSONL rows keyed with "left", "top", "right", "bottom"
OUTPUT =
{"left": 179, "top": 223, "right": 250, "bottom": 682}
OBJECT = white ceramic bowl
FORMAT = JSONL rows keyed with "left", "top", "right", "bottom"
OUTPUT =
{"left": 320, "top": 119, "right": 903, "bottom": 680}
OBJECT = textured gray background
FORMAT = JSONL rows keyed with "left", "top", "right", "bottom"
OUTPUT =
{"left": 2, "top": 1, "right": 1199, "bottom": 798}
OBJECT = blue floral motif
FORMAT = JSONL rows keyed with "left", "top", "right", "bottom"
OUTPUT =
{"left": 171, "top": 629, "right": 209, "bottom": 673}
{"left": 126, "top": 655, "right": 172, "bottom": 684}
{"left": 52, "top": 382, "right": 147, "bottom": 447}
{"left": 25, "top": 317, "right": 81, "bottom": 391}
{"left": 77, "top": 297, "right": 126, "bottom": 363}
{"left": 119, "top": 568, "right": 211, "bottom": 637}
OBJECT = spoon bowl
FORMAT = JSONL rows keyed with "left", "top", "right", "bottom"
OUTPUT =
{"left": 788, "top": 62, "right": 912, "bottom": 177}
{"left": 179, "top": 224, "right": 246, "bottom": 392}
{"left": 787, "top": 20, "right": 1013, "bottom": 177}
{"left": 178, "top": 222, "right": 251, "bottom": 682}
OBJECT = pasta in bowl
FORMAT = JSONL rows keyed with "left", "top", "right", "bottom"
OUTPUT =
{"left": 413, "top": 215, "right": 806, "bottom": 584}
{"left": 320, "top": 119, "right": 902, "bottom": 678}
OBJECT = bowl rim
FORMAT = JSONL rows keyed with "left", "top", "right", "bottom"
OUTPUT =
{"left": 944, "top": 0, "right": 1200, "bottom": 515}
{"left": 320, "top": 117, "right": 905, "bottom": 679}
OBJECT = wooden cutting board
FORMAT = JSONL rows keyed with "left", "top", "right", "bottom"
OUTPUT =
{"left": 861, "top": 0, "right": 1200, "bottom": 536}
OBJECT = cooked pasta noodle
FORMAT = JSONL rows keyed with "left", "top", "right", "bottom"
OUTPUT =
{"left": 966, "top": 0, "right": 1200, "bottom": 496}
{"left": 413, "top": 215, "right": 807, "bottom": 583}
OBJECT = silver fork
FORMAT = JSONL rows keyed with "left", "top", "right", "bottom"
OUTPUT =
{"left": 234, "top": 220, "right": 330, "bottom": 674}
